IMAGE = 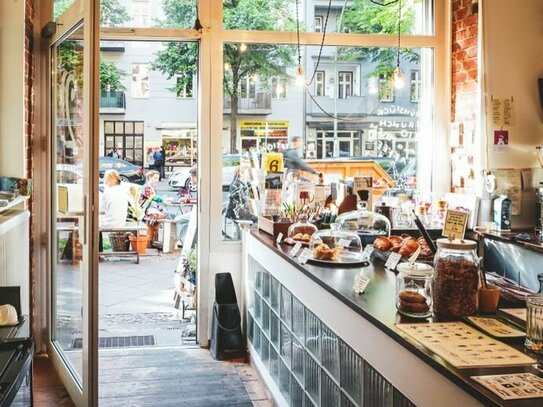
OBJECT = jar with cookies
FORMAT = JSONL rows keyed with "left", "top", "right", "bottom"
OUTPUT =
{"left": 286, "top": 214, "right": 318, "bottom": 244}
{"left": 433, "top": 239, "right": 480, "bottom": 318}
{"left": 396, "top": 262, "right": 434, "bottom": 318}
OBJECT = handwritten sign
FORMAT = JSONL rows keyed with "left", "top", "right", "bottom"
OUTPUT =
{"left": 442, "top": 210, "right": 468, "bottom": 239}
{"left": 276, "top": 232, "right": 283, "bottom": 244}
{"left": 363, "top": 245, "right": 374, "bottom": 259}
{"left": 289, "top": 242, "right": 302, "bottom": 257}
{"left": 492, "top": 97, "right": 515, "bottom": 127}
{"left": 297, "top": 248, "right": 312, "bottom": 265}
{"left": 353, "top": 276, "right": 371, "bottom": 294}
{"left": 264, "top": 152, "right": 283, "bottom": 174}
{"left": 337, "top": 238, "right": 351, "bottom": 249}
{"left": 384, "top": 252, "right": 402, "bottom": 271}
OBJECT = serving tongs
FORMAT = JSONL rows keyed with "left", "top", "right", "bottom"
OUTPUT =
{"left": 412, "top": 210, "right": 437, "bottom": 254}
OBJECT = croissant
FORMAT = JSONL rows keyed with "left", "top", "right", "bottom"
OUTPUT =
{"left": 399, "top": 240, "right": 420, "bottom": 257}
{"left": 373, "top": 237, "right": 392, "bottom": 251}
{"left": 313, "top": 243, "right": 341, "bottom": 260}
{"left": 388, "top": 235, "right": 403, "bottom": 245}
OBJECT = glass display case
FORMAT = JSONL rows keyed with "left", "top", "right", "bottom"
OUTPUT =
{"left": 286, "top": 214, "right": 318, "bottom": 244}
{"left": 336, "top": 202, "right": 391, "bottom": 245}
{"left": 308, "top": 224, "right": 366, "bottom": 265}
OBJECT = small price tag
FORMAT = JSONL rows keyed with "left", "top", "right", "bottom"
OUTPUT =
{"left": 337, "top": 238, "right": 351, "bottom": 248}
{"left": 276, "top": 232, "right": 284, "bottom": 244}
{"left": 407, "top": 245, "right": 421, "bottom": 264}
{"left": 363, "top": 245, "right": 374, "bottom": 258}
{"left": 353, "top": 276, "right": 371, "bottom": 294}
{"left": 290, "top": 242, "right": 302, "bottom": 257}
{"left": 297, "top": 248, "right": 312, "bottom": 265}
{"left": 385, "top": 252, "right": 402, "bottom": 270}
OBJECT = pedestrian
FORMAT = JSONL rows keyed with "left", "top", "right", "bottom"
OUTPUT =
{"left": 283, "top": 136, "right": 317, "bottom": 175}
{"left": 153, "top": 146, "right": 165, "bottom": 180}
{"left": 147, "top": 148, "right": 155, "bottom": 170}
{"left": 175, "top": 166, "right": 197, "bottom": 247}
{"left": 139, "top": 170, "right": 168, "bottom": 244}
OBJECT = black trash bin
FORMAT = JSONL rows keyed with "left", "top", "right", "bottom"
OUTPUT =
{"left": 210, "top": 273, "right": 246, "bottom": 360}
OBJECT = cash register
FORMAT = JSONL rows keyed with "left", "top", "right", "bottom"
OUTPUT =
{"left": 0, "top": 287, "right": 33, "bottom": 407}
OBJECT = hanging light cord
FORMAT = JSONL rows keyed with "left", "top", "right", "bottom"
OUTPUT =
{"left": 295, "top": 0, "right": 302, "bottom": 67}
{"left": 307, "top": 0, "right": 333, "bottom": 86}
{"left": 396, "top": 0, "right": 402, "bottom": 68}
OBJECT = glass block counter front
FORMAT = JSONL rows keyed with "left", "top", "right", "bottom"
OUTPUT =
{"left": 247, "top": 256, "right": 417, "bottom": 407}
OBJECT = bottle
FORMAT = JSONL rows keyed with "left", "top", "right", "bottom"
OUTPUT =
{"left": 493, "top": 195, "right": 512, "bottom": 231}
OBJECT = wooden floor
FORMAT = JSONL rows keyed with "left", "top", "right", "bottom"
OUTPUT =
{"left": 34, "top": 348, "right": 273, "bottom": 407}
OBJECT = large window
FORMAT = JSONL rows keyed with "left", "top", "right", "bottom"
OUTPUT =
{"left": 315, "top": 71, "right": 325, "bottom": 96}
{"left": 131, "top": 64, "right": 150, "bottom": 98}
{"left": 338, "top": 71, "right": 353, "bottom": 99}
{"left": 131, "top": 0, "right": 150, "bottom": 27}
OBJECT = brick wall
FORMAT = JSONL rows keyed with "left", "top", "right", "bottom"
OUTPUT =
{"left": 24, "top": 0, "right": 35, "bottom": 335}
{"left": 451, "top": 0, "right": 479, "bottom": 191}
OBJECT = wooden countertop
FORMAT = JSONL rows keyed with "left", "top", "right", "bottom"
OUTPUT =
{"left": 250, "top": 230, "right": 543, "bottom": 407}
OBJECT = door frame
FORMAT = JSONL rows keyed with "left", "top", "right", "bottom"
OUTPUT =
{"left": 45, "top": 1, "right": 100, "bottom": 406}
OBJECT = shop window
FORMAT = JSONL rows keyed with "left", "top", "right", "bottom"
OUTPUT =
{"left": 410, "top": 70, "right": 421, "bottom": 103}
{"left": 177, "top": 74, "right": 194, "bottom": 98}
{"left": 338, "top": 71, "right": 352, "bottom": 99}
{"left": 315, "top": 71, "right": 325, "bottom": 96}
{"left": 131, "top": 64, "right": 150, "bottom": 98}
{"left": 314, "top": 16, "right": 323, "bottom": 33}
{"left": 272, "top": 78, "right": 287, "bottom": 99}
{"left": 378, "top": 74, "right": 394, "bottom": 103}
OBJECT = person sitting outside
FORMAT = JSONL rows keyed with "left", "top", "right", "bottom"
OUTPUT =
{"left": 175, "top": 166, "right": 197, "bottom": 247}
{"left": 140, "top": 170, "right": 168, "bottom": 244}
{"left": 99, "top": 169, "right": 129, "bottom": 252}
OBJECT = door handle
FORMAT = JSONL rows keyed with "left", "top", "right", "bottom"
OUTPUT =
{"left": 82, "top": 194, "right": 87, "bottom": 245}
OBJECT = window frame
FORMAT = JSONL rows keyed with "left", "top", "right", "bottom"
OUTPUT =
{"left": 338, "top": 71, "right": 353, "bottom": 99}
{"left": 130, "top": 63, "right": 150, "bottom": 99}
{"left": 315, "top": 70, "right": 325, "bottom": 96}
{"left": 314, "top": 15, "right": 323, "bottom": 33}
{"left": 410, "top": 69, "right": 421, "bottom": 103}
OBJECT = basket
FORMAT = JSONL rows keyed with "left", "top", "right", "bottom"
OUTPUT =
{"left": 109, "top": 232, "right": 130, "bottom": 252}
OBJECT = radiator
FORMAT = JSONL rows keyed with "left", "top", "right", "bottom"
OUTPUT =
{"left": 0, "top": 210, "right": 30, "bottom": 315}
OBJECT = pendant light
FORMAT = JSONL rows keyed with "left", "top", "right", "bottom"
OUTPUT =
{"left": 393, "top": 0, "right": 405, "bottom": 89}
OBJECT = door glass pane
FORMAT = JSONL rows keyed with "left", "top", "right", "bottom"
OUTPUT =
{"left": 104, "top": 121, "right": 114, "bottom": 133}
{"left": 52, "top": 24, "right": 85, "bottom": 383}
{"left": 125, "top": 136, "right": 134, "bottom": 148}
{"left": 115, "top": 122, "right": 124, "bottom": 134}
{"left": 125, "top": 121, "right": 134, "bottom": 134}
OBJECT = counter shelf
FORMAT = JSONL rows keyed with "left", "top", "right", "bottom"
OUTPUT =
{"left": 244, "top": 230, "right": 543, "bottom": 407}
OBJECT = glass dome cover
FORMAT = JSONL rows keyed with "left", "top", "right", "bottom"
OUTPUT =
{"left": 309, "top": 223, "right": 362, "bottom": 253}
{"left": 287, "top": 214, "right": 318, "bottom": 243}
{"left": 336, "top": 202, "right": 391, "bottom": 240}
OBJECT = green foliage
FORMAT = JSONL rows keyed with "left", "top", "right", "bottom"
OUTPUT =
{"left": 100, "top": 59, "right": 127, "bottom": 91}
{"left": 54, "top": 0, "right": 130, "bottom": 26}
{"left": 341, "top": 0, "right": 420, "bottom": 77}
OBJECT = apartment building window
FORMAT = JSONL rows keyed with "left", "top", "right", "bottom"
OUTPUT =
{"left": 410, "top": 70, "right": 421, "bottom": 102}
{"left": 314, "top": 16, "right": 323, "bottom": 33}
{"left": 131, "top": 64, "right": 150, "bottom": 98}
{"left": 104, "top": 121, "right": 144, "bottom": 166}
{"left": 378, "top": 74, "right": 394, "bottom": 102}
{"left": 338, "top": 71, "right": 352, "bottom": 99}
{"left": 240, "top": 76, "right": 256, "bottom": 99}
{"left": 315, "top": 71, "right": 325, "bottom": 96}
{"left": 177, "top": 74, "right": 194, "bottom": 98}
{"left": 272, "top": 78, "right": 287, "bottom": 99}
{"left": 131, "top": 0, "right": 150, "bottom": 27}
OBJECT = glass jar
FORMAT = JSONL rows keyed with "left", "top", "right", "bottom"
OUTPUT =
{"left": 396, "top": 262, "right": 434, "bottom": 318}
{"left": 287, "top": 214, "right": 318, "bottom": 243}
{"left": 336, "top": 202, "right": 391, "bottom": 246}
{"left": 433, "top": 239, "right": 480, "bottom": 317}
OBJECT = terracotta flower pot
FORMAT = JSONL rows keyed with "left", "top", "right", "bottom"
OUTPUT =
{"left": 129, "top": 234, "right": 149, "bottom": 255}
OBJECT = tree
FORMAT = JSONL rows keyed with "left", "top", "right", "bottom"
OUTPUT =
{"left": 100, "top": 59, "right": 127, "bottom": 91}
{"left": 54, "top": 0, "right": 130, "bottom": 27}
{"left": 341, "top": 0, "right": 419, "bottom": 78}
{"left": 152, "top": 0, "right": 296, "bottom": 153}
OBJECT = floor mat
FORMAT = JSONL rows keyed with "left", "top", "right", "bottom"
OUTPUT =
{"left": 72, "top": 335, "right": 156, "bottom": 349}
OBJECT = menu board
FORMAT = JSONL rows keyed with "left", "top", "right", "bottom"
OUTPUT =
{"left": 471, "top": 373, "right": 543, "bottom": 400}
{"left": 396, "top": 322, "right": 535, "bottom": 368}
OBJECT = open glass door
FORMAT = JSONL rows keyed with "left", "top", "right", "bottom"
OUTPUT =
{"left": 49, "top": 1, "right": 99, "bottom": 405}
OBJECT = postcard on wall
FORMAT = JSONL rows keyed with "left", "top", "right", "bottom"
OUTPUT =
{"left": 471, "top": 373, "right": 543, "bottom": 400}
{"left": 492, "top": 97, "right": 515, "bottom": 127}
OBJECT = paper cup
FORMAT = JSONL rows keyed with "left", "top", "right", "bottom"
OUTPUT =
{"left": 478, "top": 285, "right": 501, "bottom": 314}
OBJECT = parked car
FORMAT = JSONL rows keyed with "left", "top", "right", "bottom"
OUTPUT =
{"left": 99, "top": 157, "right": 145, "bottom": 184}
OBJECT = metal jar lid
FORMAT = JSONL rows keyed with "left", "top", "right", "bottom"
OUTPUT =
{"left": 436, "top": 238, "right": 477, "bottom": 250}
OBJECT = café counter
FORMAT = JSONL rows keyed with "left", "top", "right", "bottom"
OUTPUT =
{"left": 242, "top": 230, "right": 543, "bottom": 407}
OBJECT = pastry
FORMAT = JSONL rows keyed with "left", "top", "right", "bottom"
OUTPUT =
{"left": 399, "top": 290, "right": 427, "bottom": 304}
{"left": 399, "top": 240, "right": 420, "bottom": 257}
{"left": 399, "top": 300, "right": 430, "bottom": 313}
{"left": 373, "top": 236, "right": 392, "bottom": 251}
{"left": 312, "top": 243, "right": 341, "bottom": 260}
{"left": 388, "top": 235, "right": 403, "bottom": 245}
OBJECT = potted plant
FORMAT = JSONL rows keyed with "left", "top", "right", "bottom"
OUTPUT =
{"left": 127, "top": 186, "right": 149, "bottom": 254}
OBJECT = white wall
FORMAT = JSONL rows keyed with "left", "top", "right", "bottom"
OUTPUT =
{"left": 0, "top": 0, "right": 26, "bottom": 177}
{"left": 483, "top": 0, "right": 543, "bottom": 169}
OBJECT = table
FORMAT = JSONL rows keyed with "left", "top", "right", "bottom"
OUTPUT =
{"left": 100, "top": 225, "right": 148, "bottom": 264}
